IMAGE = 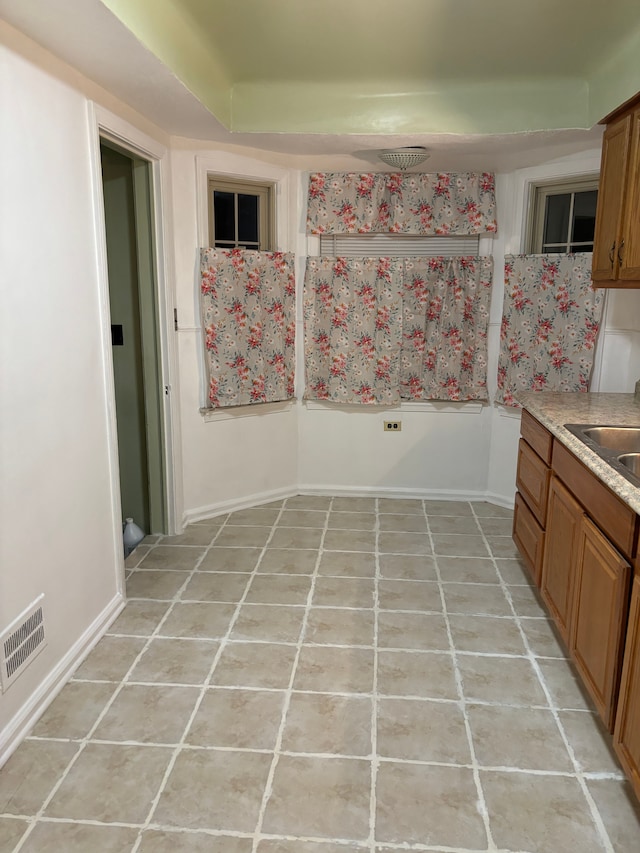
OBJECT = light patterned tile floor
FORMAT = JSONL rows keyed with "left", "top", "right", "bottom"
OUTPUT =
{"left": 2, "top": 496, "right": 640, "bottom": 852}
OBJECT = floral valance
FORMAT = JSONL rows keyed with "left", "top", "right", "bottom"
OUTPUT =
{"left": 496, "top": 254, "right": 603, "bottom": 408}
{"left": 200, "top": 249, "right": 296, "bottom": 408}
{"left": 304, "top": 256, "right": 493, "bottom": 405}
{"left": 306, "top": 172, "right": 497, "bottom": 236}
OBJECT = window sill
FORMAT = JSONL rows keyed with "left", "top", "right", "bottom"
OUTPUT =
{"left": 497, "top": 404, "right": 523, "bottom": 419}
{"left": 304, "top": 400, "right": 485, "bottom": 414}
{"left": 200, "top": 400, "right": 294, "bottom": 422}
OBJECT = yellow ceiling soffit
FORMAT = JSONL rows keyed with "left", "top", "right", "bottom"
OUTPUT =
{"left": 100, "top": 0, "right": 233, "bottom": 127}
{"left": 101, "top": 0, "right": 640, "bottom": 135}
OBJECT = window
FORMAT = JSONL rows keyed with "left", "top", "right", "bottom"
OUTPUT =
{"left": 527, "top": 176, "right": 599, "bottom": 253}
{"left": 207, "top": 176, "right": 274, "bottom": 250}
{"left": 319, "top": 234, "right": 480, "bottom": 256}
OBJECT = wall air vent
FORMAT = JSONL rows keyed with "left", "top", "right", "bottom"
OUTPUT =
{"left": 0, "top": 595, "right": 47, "bottom": 693}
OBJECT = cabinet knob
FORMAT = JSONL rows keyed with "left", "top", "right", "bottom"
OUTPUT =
{"left": 609, "top": 242, "right": 616, "bottom": 265}
{"left": 618, "top": 239, "right": 625, "bottom": 266}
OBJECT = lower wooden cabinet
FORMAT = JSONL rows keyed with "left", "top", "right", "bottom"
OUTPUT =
{"left": 513, "top": 492, "right": 545, "bottom": 585}
{"left": 514, "top": 409, "right": 640, "bottom": 799}
{"left": 516, "top": 438, "right": 550, "bottom": 525}
{"left": 570, "top": 516, "right": 630, "bottom": 730}
{"left": 614, "top": 577, "right": 640, "bottom": 799}
{"left": 541, "top": 476, "right": 583, "bottom": 642}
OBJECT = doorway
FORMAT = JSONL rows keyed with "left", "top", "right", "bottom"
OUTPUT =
{"left": 100, "top": 141, "right": 167, "bottom": 535}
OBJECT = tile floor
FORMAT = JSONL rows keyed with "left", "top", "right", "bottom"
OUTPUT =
{"left": 2, "top": 496, "right": 640, "bottom": 852}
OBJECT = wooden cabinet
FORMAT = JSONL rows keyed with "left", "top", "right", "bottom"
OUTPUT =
{"left": 570, "top": 517, "right": 631, "bottom": 729}
{"left": 593, "top": 93, "right": 640, "bottom": 287}
{"left": 513, "top": 493, "right": 545, "bottom": 585}
{"left": 540, "top": 476, "right": 631, "bottom": 725}
{"left": 514, "top": 409, "right": 636, "bottom": 737}
{"left": 513, "top": 411, "right": 552, "bottom": 584}
{"left": 541, "top": 476, "right": 583, "bottom": 642}
{"left": 614, "top": 577, "right": 640, "bottom": 800}
{"left": 516, "top": 439, "right": 550, "bottom": 524}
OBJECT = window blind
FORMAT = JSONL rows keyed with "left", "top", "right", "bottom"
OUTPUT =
{"left": 319, "top": 234, "right": 480, "bottom": 257}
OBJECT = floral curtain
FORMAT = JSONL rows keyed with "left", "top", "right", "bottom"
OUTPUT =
{"left": 304, "top": 256, "right": 493, "bottom": 404}
{"left": 200, "top": 249, "right": 296, "bottom": 408}
{"left": 304, "top": 257, "right": 404, "bottom": 404}
{"left": 496, "top": 253, "right": 604, "bottom": 408}
{"left": 307, "top": 172, "right": 497, "bottom": 236}
{"left": 401, "top": 257, "right": 494, "bottom": 401}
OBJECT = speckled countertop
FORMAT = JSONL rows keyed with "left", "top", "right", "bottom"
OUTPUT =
{"left": 517, "top": 392, "right": 640, "bottom": 514}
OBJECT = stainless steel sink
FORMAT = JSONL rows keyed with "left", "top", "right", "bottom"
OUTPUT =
{"left": 581, "top": 426, "right": 640, "bottom": 452}
{"left": 618, "top": 453, "right": 640, "bottom": 477}
{"left": 565, "top": 423, "right": 640, "bottom": 488}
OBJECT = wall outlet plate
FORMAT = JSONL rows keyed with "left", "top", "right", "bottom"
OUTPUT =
{"left": 384, "top": 421, "right": 402, "bottom": 431}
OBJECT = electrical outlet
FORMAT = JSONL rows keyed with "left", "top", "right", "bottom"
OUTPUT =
{"left": 384, "top": 421, "right": 402, "bottom": 432}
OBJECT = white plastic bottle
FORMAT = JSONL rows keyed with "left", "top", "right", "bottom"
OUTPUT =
{"left": 123, "top": 518, "right": 145, "bottom": 557}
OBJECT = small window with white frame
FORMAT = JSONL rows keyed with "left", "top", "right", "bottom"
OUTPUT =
{"left": 207, "top": 176, "right": 274, "bottom": 250}
{"left": 527, "top": 176, "right": 599, "bottom": 254}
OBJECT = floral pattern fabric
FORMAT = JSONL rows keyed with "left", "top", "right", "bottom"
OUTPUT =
{"left": 496, "top": 254, "right": 603, "bottom": 408}
{"left": 401, "top": 257, "right": 493, "bottom": 401}
{"left": 303, "top": 256, "right": 493, "bottom": 404}
{"left": 200, "top": 249, "right": 295, "bottom": 408}
{"left": 304, "top": 257, "right": 404, "bottom": 404}
{"left": 307, "top": 172, "right": 497, "bottom": 236}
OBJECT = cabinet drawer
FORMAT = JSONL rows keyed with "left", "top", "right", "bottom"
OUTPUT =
{"left": 516, "top": 439, "right": 551, "bottom": 525}
{"left": 552, "top": 441, "right": 637, "bottom": 560}
{"left": 513, "top": 492, "right": 545, "bottom": 585}
{"left": 521, "top": 409, "right": 553, "bottom": 464}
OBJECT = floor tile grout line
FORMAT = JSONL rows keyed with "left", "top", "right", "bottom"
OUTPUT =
{"left": 424, "top": 500, "right": 498, "bottom": 852}
{"left": 2, "top": 746, "right": 625, "bottom": 805}
{"left": 128, "top": 499, "right": 293, "bottom": 853}
{"left": 22, "top": 689, "right": 602, "bottom": 716}
{"left": 8, "top": 514, "right": 240, "bottom": 853}
{"left": 250, "top": 496, "right": 335, "bottom": 852}
{"left": 5, "top": 499, "right": 629, "bottom": 852}
{"left": 469, "top": 502, "right": 616, "bottom": 853}
{"left": 367, "top": 498, "right": 380, "bottom": 852}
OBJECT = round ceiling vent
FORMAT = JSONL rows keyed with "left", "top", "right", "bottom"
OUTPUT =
{"left": 377, "top": 146, "right": 430, "bottom": 171}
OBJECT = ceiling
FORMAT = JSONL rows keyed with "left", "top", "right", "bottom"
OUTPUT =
{"left": 2, "top": 0, "right": 640, "bottom": 169}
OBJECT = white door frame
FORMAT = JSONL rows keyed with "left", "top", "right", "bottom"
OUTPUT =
{"left": 87, "top": 103, "right": 183, "bottom": 593}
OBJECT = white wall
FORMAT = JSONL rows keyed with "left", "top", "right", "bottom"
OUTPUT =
{"left": 0, "top": 24, "right": 172, "bottom": 762}
{"left": 486, "top": 152, "right": 640, "bottom": 501}
{"left": 169, "top": 145, "right": 299, "bottom": 521}
{"left": 4, "top": 11, "right": 640, "bottom": 769}
{"left": 294, "top": 149, "right": 640, "bottom": 505}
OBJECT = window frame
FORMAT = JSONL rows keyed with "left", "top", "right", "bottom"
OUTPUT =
{"left": 526, "top": 175, "right": 599, "bottom": 254}
{"left": 207, "top": 174, "right": 275, "bottom": 251}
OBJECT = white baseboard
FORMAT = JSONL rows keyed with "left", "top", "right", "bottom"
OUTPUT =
{"left": 183, "top": 485, "right": 299, "bottom": 525}
{"left": 183, "top": 484, "right": 515, "bottom": 524}
{"left": 482, "top": 490, "right": 515, "bottom": 509}
{"left": 297, "top": 484, "right": 514, "bottom": 506}
{"left": 0, "top": 592, "right": 125, "bottom": 768}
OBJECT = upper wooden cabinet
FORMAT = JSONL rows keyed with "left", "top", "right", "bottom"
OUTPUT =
{"left": 593, "top": 93, "right": 640, "bottom": 287}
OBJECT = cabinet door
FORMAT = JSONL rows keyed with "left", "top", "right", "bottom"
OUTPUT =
{"left": 541, "top": 477, "right": 583, "bottom": 642}
{"left": 570, "top": 517, "right": 630, "bottom": 730}
{"left": 592, "top": 114, "right": 631, "bottom": 281}
{"left": 614, "top": 576, "right": 640, "bottom": 800}
{"left": 619, "top": 108, "right": 640, "bottom": 281}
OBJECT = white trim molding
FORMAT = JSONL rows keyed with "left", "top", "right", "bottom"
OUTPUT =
{"left": 0, "top": 594, "right": 125, "bottom": 767}
{"left": 87, "top": 102, "right": 183, "bottom": 542}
